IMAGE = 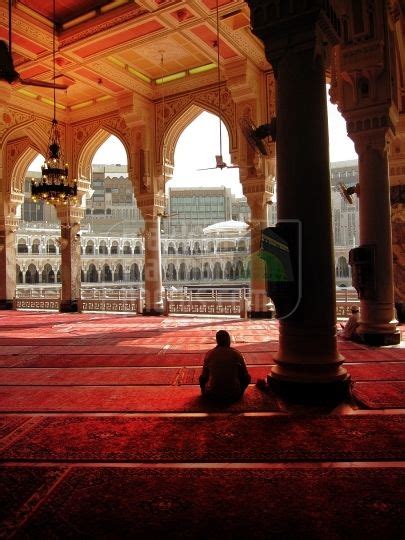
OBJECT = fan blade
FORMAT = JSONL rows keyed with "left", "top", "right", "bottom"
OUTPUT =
{"left": 0, "top": 40, "right": 19, "bottom": 83}
{"left": 239, "top": 117, "right": 270, "bottom": 156}
{"left": 338, "top": 182, "right": 353, "bottom": 205}
{"left": 19, "top": 77, "right": 68, "bottom": 90}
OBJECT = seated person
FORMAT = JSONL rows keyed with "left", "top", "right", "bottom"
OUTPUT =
{"left": 199, "top": 330, "right": 251, "bottom": 402}
{"left": 340, "top": 306, "right": 360, "bottom": 340}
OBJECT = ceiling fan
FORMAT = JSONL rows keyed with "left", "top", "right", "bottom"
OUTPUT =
{"left": 198, "top": 0, "right": 238, "bottom": 171}
{"left": 338, "top": 182, "right": 360, "bottom": 204}
{"left": 0, "top": 0, "right": 67, "bottom": 90}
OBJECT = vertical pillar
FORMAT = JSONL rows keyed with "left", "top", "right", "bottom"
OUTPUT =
{"left": 245, "top": 193, "right": 273, "bottom": 317}
{"left": 350, "top": 133, "right": 400, "bottom": 344}
{"left": 142, "top": 213, "right": 164, "bottom": 315}
{"left": 247, "top": 0, "right": 349, "bottom": 397}
{"left": 0, "top": 217, "right": 20, "bottom": 309}
{"left": 56, "top": 204, "right": 84, "bottom": 313}
{"left": 389, "top": 115, "right": 405, "bottom": 323}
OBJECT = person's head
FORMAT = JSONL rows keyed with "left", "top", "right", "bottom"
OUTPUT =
{"left": 216, "top": 330, "right": 231, "bottom": 347}
{"left": 351, "top": 306, "right": 359, "bottom": 314}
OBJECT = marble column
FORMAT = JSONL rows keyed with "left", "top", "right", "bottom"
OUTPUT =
{"left": 142, "top": 214, "right": 164, "bottom": 315}
{"left": 350, "top": 133, "right": 400, "bottom": 344}
{"left": 247, "top": 1, "right": 349, "bottom": 397}
{"left": 56, "top": 204, "right": 83, "bottom": 313}
{"left": 245, "top": 193, "right": 273, "bottom": 318}
{"left": 0, "top": 217, "right": 20, "bottom": 309}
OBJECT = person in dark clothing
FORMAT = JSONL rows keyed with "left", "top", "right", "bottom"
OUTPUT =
{"left": 199, "top": 330, "right": 251, "bottom": 402}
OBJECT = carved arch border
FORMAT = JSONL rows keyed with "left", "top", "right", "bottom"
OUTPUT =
{"left": 155, "top": 84, "right": 238, "bottom": 170}
{"left": 72, "top": 114, "right": 133, "bottom": 183}
{"left": 3, "top": 121, "right": 50, "bottom": 194}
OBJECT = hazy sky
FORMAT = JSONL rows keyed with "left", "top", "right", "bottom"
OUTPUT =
{"left": 31, "top": 87, "right": 357, "bottom": 197}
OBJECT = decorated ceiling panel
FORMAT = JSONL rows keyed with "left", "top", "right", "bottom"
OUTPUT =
{"left": 1, "top": 0, "right": 269, "bottom": 116}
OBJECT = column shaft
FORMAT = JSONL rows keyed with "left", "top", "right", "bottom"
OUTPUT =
{"left": 353, "top": 138, "right": 399, "bottom": 344}
{"left": 271, "top": 48, "right": 347, "bottom": 387}
{"left": 143, "top": 217, "right": 163, "bottom": 315}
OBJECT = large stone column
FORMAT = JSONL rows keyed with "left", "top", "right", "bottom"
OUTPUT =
{"left": 390, "top": 115, "right": 405, "bottom": 323}
{"left": 56, "top": 204, "right": 84, "bottom": 313}
{"left": 0, "top": 216, "right": 20, "bottom": 309}
{"left": 350, "top": 132, "right": 400, "bottom": 344}
{"left": 142, "top": 211, "right": 164, "bottom": 315}
{"left": 247, "top": 1, "right": 349, "bottom": 397}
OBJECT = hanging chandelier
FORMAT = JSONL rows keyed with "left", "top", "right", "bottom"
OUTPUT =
{"left": 31, "top": 0, "right": 77, "bottom": 206}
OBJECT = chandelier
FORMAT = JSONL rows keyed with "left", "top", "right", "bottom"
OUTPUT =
{"left": 31, "top": 0, "right": 77, "bottom": 206}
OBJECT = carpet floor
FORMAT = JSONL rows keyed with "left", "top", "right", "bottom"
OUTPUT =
{"left": 1, "top": 414, "right": 403, "bottom": 463}
{"left": 0, "top": 385, "right": 280, "bottom": 413}
{"left": 352, "top": 381, "right": 405, "bottom": 408}
{"left": 1, "top": 466, "right": 403, "bottom": 540}
{"left": 0, "top": 311, "right": 404, "bottom": 539}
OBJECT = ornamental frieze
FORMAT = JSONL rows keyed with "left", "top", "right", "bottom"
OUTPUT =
{"left": 0, "top": 109, "right": 36, "bottom": 145}
{"left": 59, "top": 5, "right": 148, "bottom": 48}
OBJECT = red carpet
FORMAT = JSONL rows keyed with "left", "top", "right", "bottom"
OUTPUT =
{"left": 0, "top": 311, "right": 404, "bottom": 538}
{"left": 3, "top": 466, "right": 402, "bottom": 540}
{"left": 2, "top": 414, "right": 403, "bottom": 463}
{"left": 352, "top": 382, "right": 405, "bottom": 408}
{"left": 346, "top": 362, "right": 405, "bottom": 381}
{"left": 0, "top": 385, "right": 279, "bottom": 413}
{"left": 0, "top": 367, "right": 180, "bottom": 386}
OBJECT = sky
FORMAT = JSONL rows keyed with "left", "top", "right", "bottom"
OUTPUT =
{"left": 30, "top": 87, "right": 357, "bottom": 197}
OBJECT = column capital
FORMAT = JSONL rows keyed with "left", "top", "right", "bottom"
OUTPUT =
{"left": 137, "top": 194, "right": 166, "bottom": 219}
{"left": 246, "top": 1, "right": 341, "bottom": 72}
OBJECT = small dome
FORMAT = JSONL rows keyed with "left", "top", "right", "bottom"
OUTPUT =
{"left": 203, "top": 220, "right": 249, "bottom": 235}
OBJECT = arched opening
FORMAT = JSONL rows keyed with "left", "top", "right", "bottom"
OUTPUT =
{"left": 17, "top": 239, "right": 28, "bottom": 253}
{"left": 85, "top": 133, "right": 144, "bottom": 242}
{"left": 16, "top": 265, "right": 23, "bottom": 284}
{"left": 85, "top": 241, "right": 95, "bottom": 255}
{"left": 179, "top": 263, "right": 187, "bottom": 281}
{"left": 134, "top": 242, "right": 142, "bottom": 254}
{"left": 46, "top": 240, "right": 57, "bottom": 254}
{"left": 87, "top": 264, "right": 98, "bottom": 283}
{"left": 166, "top": 263, "right": 177, "bottom": 281}
{"left": 42, "top": 263, "right": 55, "bottom": 284}
{"left": 114, "top": 264, "right": 124, "bottom": 282}
{"left": 101, "top": 264, "right": 112, "bottom": 282}
{"left": 32, "top": 239, "right": 40, "bottom": 254}
{"left": 336, "top": 256, "right": 349, "bottom": 278}
{"left": 213, "top": 262, "right": 223, "bottom": 280}
{"left": 123, "top": 242, "right": 131, "bottom": 254}
{"left": 203, "top": 262, "right": 211, "bottom": 280}
{"left": 26, "top": 264, "right": 39, "bottom": 284}
{"left": 130, "top": 263, "right": 140, "bottom": 282}
{"left": 99, "top": 241, "right": 108, "bottom": 255}
{"left": 110, "top": 241, "right": 119, "bottom": 255}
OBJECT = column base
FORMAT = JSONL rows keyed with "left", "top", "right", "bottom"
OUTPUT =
{"left": 247, "top": 310, "right": 274, "bottom": 319}
{"left": 143, "top": 307, "right": 164, "bottom": 316}
{"left": 267, "top": 374, "right": 351, "bottom": 403}
{"left": 395, "top": 303, "right": 405, "bottom": 323}
{"left": 60, "top": 300, "right": 80, "bottom": 313}
{"left": 357, "top": 331, "right": 401, "bottom": 346}
{"left": 0, "top": 299, "right": 14, "bottom": 310}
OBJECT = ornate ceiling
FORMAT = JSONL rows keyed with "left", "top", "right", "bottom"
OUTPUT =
{"left": 1, "top": 0, "right": 268, "bottom": 119}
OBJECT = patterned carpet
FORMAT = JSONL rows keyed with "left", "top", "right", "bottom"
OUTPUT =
{"left": 0, "top": 311, "right": 404, "bottom": 538}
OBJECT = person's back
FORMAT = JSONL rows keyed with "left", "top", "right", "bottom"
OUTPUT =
{"left": 200, "top": 330, "right": 251, "bottom": 401}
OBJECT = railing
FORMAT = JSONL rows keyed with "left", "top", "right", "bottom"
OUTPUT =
{"left": 165, "top": 288, "right": 248, "bottom": 317}
{"left": 80, "top": 287, "right": 141, "bottom": 313}
{"left": 13, "top": 286, "right": 360, "bottom": 317}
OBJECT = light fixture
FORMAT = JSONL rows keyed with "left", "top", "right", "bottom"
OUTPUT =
{"left": 31, "top": 0, "right": 77, "bottom": 206}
